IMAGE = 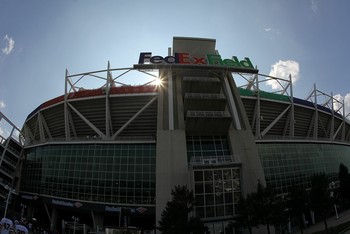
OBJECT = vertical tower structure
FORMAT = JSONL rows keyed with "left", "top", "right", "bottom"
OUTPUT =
{"left": 155, "top": 37, "right": 265, "bottom": 228}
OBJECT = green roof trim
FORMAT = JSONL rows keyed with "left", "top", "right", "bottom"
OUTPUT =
{"left": 238, "top": 88, "right": 291, "bottom": 102}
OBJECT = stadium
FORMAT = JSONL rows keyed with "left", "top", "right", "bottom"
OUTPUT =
{"left": 3, "top": 37, "right": 350, "bottom": 233}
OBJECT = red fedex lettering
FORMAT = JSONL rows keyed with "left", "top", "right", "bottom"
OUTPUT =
{"left": 176, "top": 53, "right": 191, "bottom": 64}
{"left": 192, "top": 57, "right": 206, "bottom": 64}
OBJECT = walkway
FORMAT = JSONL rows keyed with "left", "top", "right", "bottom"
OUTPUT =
{"left": 293, "top": 209, "right": 350, "bottom": 234}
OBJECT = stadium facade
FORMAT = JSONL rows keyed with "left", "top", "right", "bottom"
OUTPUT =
{"left": 2, "top": 37, "right": 350, "bottom": 233}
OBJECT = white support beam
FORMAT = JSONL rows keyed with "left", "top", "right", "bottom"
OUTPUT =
{"left": 0, "top": 127, "right": 15, "bottom": 166}
{"left": 289, "top": 74, "right": 295, "bottom": 138}
{"left": 67, "top": 109, "right": 77, "bottom": 138}
{"left": 330, "top": 92, "right": 334, "bottom": 140}
{"left": 333, "top": 122, "right": 343, "bottom": 140}
{"left": 38, "top": 112, "right": 53, "bottom": 142}
{"left": 313, "top": 84, "right": 318, "bottom": 138}
{"left": 256, "top": 75, "right": 261, "bottom": 138}
{"left": 106, "top": 62, "right": 112, "bottom": 139}
{"left": 261, "top": 106, "right": 291, "bottom": 137}
{"left": 67, "top": 102, "right": 106, "bottom": 139}
{"left": 112, "top": 96, "right": 158, "bottom": 140}
{"left": 38, "top": 112, "right": 46, "bottom": 143}
{"left": 64, "top": 69, "right": 71, "bottom": 141}
{"left": 23, "top": 124, "right": 35, "bottom": 144}
{"left": 224, "top": 75, "right": 241, "bottom": 130}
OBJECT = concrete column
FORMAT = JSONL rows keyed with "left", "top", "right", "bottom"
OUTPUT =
{"left": 50, "top": 208, "right": 58, "bottom": 232}
{"left": 92, "top": 212, "right": 104, "bottom": 232}
{"left": 228, "top": 128, "right": 266, "bottom": 195}
{"left": 155, "top": 130, "right": 188, "bottom": 232}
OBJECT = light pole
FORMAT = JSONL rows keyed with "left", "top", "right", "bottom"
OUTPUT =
{"left": 329, "top": 181, "right": 339, "bottom": 219}
{"left": 4, "top": 185, "right": 15, "bottom": 218}
{"left": 72, "top": 216, "right": 79, "bottom": 234}
{"left": 20, "top": 203, "right": 27, "bottom": 219}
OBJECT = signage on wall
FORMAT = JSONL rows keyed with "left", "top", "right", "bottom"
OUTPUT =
{"left": 134, "top": 52, "right": 258, "bottom": 73}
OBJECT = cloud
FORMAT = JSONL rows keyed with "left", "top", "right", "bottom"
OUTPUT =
{"left": 267, "top": 60, "right": 300, "bottom": 90}
{"left": 333, "top": 93, "right": 350, "bottom": 117}
{"left": 311, "top": 0, "right": 318, "bottom": 13}
{"left": 0, "top": 100, "right": 5, "bottom": 108}
{"left": 2, "top": 35, "right": 15, "bottom": 55}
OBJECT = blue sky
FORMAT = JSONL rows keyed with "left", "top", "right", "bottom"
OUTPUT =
{"left": 1, "top": 0, "right": 350, "bottom": 131}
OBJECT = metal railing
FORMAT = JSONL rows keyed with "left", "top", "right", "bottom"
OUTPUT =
{"left": 189, "top": 155, "right": 240, "bottom": 166}
{"left": 187, "top": 111, "right": 231, "bottom": 118}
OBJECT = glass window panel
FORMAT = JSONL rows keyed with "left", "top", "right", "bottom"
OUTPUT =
{"left": 216, "top": 205, "right": 224, "bottom": 217}
{"left": 225, "top": 193, "right": 233, "bottom": 204}
{"left": 206, "top": 206, "right": 215, "bottom": 218}
{"left": 214, "top": 181, "right": 223, "bottom": 193}
{"left": 223, "top": 170, "right": 231, "bottom": 180}
{"left": 225, "top": 204, "right": 233, "bottom": 216}
{"left": 195, "top": 183, "right": 204, "bottom": 194}
{"left": 195, "top": 195, "right": 204, "bottom": 206}
{"left": 194, "top": 171, "right": 203, "bottom": 181}
{"left": 205, "top": 194, "right": 214, "bottom": 205}
{"left": 195, "top": 207, "right": 205, "bottom": 218}
{"left": 205, "top": 182, "right": 213, "bottom": 193}
{"left": 215, "top": 193, "right": 224, "bottom": 205}
{"left": 204, "top": 171, "right": 213, "bottom": 181}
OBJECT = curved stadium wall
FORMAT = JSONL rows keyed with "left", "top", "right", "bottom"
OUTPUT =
{"left": 18, "top": 37, "right": 350, "bottom": 233}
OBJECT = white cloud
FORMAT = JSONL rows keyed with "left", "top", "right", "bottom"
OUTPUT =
{"left": 0, "top": 100, "right": 5, "bottom": 108}
{"left": 333, "top": 93, "right": 350, "bottom": 117}
{"left": 267, "top": 60, "right": 300, "bottom": 90}
{"left": 264, "top": 27, "right": 280, "bottom": 37}
{"left": 2, "top": 35, "right": 15, "bottom": 55}
{"left": 311, "top": 0, "right": 318, "bottom": 13}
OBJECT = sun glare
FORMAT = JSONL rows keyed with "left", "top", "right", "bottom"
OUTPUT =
{"left": 153, "top": 77, "right": 162, "bottom": 86}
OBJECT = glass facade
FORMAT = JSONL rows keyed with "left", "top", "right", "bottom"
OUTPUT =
{"left": 187, "top": 136, "right": 241, "bottom": 220}
{"left": 21, "top": 143, "right": 156, "bottom": 205}
{"left": 258, "top": 142, "right": 350, "bottom": 194}
{"left": 186, "top": 136, "right": 231, "bottom": 159}
{"left": 193, "top": 168, "right": 240, "bottom": 219}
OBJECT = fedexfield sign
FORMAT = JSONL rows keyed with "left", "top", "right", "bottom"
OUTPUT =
{"left": 135, "top": 52, "right": 258, "bottom": 73}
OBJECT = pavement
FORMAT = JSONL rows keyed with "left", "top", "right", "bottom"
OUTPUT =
{"left": 293, "top": 208, "right": 350, "bottom": 234}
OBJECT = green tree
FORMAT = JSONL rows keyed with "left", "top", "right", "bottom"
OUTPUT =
{"left": 339, "top": 163, "right": 350, "bottom": 203}
{"left": 158, "top": 185, "right": 207, "bottom": 234}
{"left": 230, "top": 181, "right": 287, "bottom": 234}
{"left": 270, "top": 195, "right": 289, "bottom": 234}
{"left": 287, "top": 184, "right": 308, "bottom": 234}
{"left": 253, "top": 180, "right": 276, "bottom": 234}
{"left": 231, "top": 194, "right": 258, "bottom": 234}
{"left": 310, "top": 173, "right": 330, "bottom": 233}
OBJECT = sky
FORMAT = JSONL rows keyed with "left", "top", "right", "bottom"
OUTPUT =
{"left": 1, "top": 0, "right": 350, "bottom": 132}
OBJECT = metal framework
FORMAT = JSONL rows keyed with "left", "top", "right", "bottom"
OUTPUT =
{"left": 24, "top": 63, "right": 160, "bottom": 145}
{"left": 0, "top": 111, "right": 24, "bottom": 205}
{"left": 235, "top": 72, "right": 350, "bottom": 142}
{"left": 23, "top": 64, "right": 350, "bottom": 145}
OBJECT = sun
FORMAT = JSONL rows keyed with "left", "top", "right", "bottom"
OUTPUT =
{"left": 153, "top": 77, "right": 162, "bottom": 86}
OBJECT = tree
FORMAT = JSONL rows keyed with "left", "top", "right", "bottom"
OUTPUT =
{"left": 309, "top": 173, "right": 331, "bottom": 233}
{"left": 231, "top": 194, "right": 258, "bottom": 234}
{"left": 287, "top": 184, "right": 308, "bottom": 234}
{"left": 158, "top": 185, "right": 207, "bottom": 234}
{"left": 231, "top": 181, "right": 288, "bottom": 234}
{"left": 253, "top": 180, "right": 276, "bottom": 234}
{"left": 270, "top": 195, "right": 288, "bottom": 234}
{"left": 339, "top": 163, "right": 350, "bottom": 203}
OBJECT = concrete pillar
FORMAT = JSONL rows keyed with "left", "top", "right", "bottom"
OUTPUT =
{"left": 92, "top": 211, "right": 104, "bottom": 232}
{"left": 50, "top": 208, "right": 58, "bottom": 232}
{"left": 155, "top": 130, "right": 188, "bottom": 232}
{"left": 228, "top": 129, "right": 265, "bottom": 194}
